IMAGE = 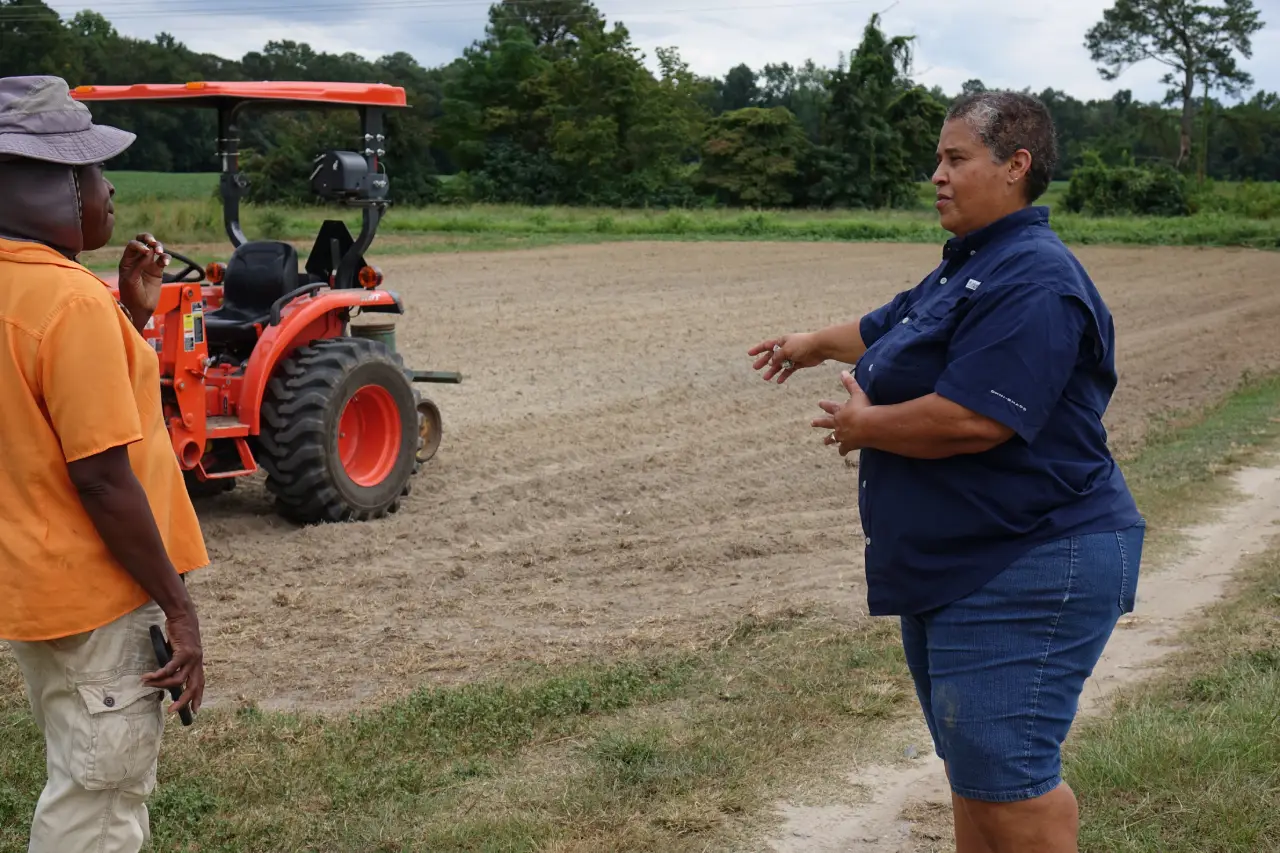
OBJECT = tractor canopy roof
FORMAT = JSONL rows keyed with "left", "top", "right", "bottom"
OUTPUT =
{"left": 69, "top": 81, "right": 408, "bottom": 109}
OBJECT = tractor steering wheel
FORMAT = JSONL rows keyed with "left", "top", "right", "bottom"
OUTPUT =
{"left": 162, "top": 249, "right": 205, "bottom": 284}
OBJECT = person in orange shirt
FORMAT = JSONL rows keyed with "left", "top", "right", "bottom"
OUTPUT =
{"left": 0, "top": 75, "right": 209, "bottom": 853}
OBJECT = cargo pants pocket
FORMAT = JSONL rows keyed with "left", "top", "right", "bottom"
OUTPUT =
{"left": 71, "top": 672, "right": 165, "bottom": 794}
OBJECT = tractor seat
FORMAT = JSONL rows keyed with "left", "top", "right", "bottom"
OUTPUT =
{"left": 204, "top": 241, "right": 306, "bottom": 346}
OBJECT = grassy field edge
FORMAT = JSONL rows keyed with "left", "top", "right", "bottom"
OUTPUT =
{"left": 4, "top": 375, "right": 1280, "bottom": 851}
{"left": 1066, "top": 527, "right": 1280, "bottom": 853}
{"left": 103, "top": 201, "right": 1280, "bottom": 253}
{"left": 101, "top": 173, "right": 1280, "bottom": 253}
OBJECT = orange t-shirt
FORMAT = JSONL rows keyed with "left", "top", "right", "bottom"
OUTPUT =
{"left": 0, "top": 237, "right": 209, "bottom": 642}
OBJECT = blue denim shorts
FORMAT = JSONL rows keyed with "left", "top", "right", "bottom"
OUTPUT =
{"left": 900, "top": 520, "right": 1145, "bottom": 803}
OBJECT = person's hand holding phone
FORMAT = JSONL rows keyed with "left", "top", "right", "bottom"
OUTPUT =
{"left": 144, "top": 610, "right": 204, "bottom": 719}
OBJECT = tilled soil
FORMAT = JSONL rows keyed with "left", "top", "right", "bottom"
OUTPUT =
{"left": 180, "top": 241, "right": 1280, "bottom": 712}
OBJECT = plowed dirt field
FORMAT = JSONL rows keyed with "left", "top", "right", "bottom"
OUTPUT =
{"left": 182, "top": 241, "right": 1280, "bottom": 711}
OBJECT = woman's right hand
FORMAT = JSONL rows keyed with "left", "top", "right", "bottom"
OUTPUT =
{"left": 748, "top": 332, "right": 826, "bottom": 384}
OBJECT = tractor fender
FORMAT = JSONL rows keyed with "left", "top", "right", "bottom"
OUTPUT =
{"left": 239, "top": 288, "right": 404, "bottom": 434}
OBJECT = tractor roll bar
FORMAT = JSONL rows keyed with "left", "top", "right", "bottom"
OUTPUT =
{"left": 69, "top": 83, "right": 408, "bottom": 291}
{"left": 219, "top": 101, "right": 389, "bottom": 284}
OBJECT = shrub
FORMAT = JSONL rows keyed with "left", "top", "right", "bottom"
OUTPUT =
{"left": 1063, "top": 153, "right": 1190, "bottom": 217}
{"left": 1189, "top": 179, "right": 1280, "bottom": 220}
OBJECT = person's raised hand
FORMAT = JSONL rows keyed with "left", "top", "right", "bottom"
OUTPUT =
{"left": 117, "top": 233, "right": 170, "bottom": 323}
{"left": 748, "top": 332, "right": 825, "bottom": 384}
{"left": 142, "top": 609, "right": 205, "bottom": 718}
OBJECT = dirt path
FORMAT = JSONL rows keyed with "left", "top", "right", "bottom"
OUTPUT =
{"left": 137, "top": 240, "right": 1280, "bottom": 711}
{"left": 766, "top": 460, "right": 1280, "bottom": 853}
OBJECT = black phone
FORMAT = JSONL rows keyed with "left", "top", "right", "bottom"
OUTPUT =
{"left": 149, "top": 625, "right": 194, "bottom": 727}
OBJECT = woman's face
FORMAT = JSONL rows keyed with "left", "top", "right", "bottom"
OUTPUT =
{"left": 931, "top": 118, "right": 1029, "bottom": 238}
{"left": 77, "top": 162, "right": 115, "bottom": 251}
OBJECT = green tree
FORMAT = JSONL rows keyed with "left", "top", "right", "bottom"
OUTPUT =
{"left": 719, "top": 64, "right": 760, "bottom": 111}
{"left": 756, "top": 61, "right": 830, "bottom": 142}
{"left": 806, "top": 13, "right": 945, "bottom": 208}
{"left": 696, "top": 107, "right": 809, "bottom": 206}
{"left": 437, "top": 0, "right": 704, "bottom": 205}
{"left": 0, "top": 0, "right": 82, "bottom": 81}
{"left": 1084, "top": 0, "right": 1265, "bottom": 169}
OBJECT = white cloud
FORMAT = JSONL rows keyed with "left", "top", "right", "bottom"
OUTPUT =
{"left": 46, "top": 0, "right": 1278, "bottom": 104}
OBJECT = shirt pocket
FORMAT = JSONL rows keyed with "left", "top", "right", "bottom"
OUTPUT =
{"left": 862, "top": 291, "right": 971, "bottom": 405}
{"left": 908, "top": 288, "right": 973, "bottom": 332}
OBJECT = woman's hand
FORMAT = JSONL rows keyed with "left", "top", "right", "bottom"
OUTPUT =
{"left": 813, "top": 370, "right": 871, "bottom": 456}
{"left": 117, "top": 232, "right": 170, "bottom": 332}
{"left": 748, "top": 332, "right": 826, "bottom": 384}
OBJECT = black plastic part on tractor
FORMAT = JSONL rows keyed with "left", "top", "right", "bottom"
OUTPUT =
{"left": 311, "top": 150, "right": 389, "bottom": 202}
{"left": 203, "top": 240, "right": 305, "bottom": 352}
{"left": 255, "top": 336, "right": 423, "bottom": 524}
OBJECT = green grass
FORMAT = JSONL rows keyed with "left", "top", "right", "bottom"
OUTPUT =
{"left": 0, "top": 615, "right": 916, "bottom": 853}
{"left": 1066, "top": 539, "right": 1280, "bottom": 853}
{"left": 1111, "top": 371, "right": 1280, "bottom": 560}
{"left": 101, "top": 173, "right": 1280, "bottom": 254}
{"left": 1053, "top": 373, "right": 1280, "bottom": 853}
{"left": 108, "top": 170, "right": 219, "bottom": 204}
{"left": 5, "top": 372, "right": 1280, "bottom": 851}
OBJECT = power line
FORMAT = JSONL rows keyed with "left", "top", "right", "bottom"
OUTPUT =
{"left": 11, "top": 0, "right": 878, "bottom": 21}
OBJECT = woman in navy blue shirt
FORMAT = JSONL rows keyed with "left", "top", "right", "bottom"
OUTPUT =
{"left": 751, "top": 90, "right": 1144, "bottom": 853}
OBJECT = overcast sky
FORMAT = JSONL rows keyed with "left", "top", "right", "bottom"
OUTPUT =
{"left": 47, "top": 0, "right": 1279, "bottom": 103}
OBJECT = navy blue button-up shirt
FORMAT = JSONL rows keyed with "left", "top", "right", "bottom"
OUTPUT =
{"left": 854, "top": 205, "right": 1142, "bottom": 616}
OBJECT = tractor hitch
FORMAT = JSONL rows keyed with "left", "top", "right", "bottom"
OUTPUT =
{"left": 410, "top": 370, "right": 462, "bottom": 384}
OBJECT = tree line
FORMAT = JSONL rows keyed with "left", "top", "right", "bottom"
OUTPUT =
{"left": 0, "top": 0, "right": 1273, "bottom": 210}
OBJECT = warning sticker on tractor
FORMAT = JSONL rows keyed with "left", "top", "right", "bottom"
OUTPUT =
{"left": 182, "top": 301, "right": 206, "bottom": 352}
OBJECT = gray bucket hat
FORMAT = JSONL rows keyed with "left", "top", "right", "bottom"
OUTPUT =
{"left": 0, "top": 75, "right": 134, "bottom": 166}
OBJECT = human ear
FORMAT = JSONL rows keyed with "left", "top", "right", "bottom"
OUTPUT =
{"left": 1007, "top": 149, "right": 1032, "bottom": 185}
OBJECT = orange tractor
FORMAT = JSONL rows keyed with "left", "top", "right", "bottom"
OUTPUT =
{"left": 72, "top": 81, "right": 460, "bottom": 524}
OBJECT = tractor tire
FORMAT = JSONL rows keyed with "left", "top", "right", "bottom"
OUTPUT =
{"left": 257, "top": 337, "right": 422, "bottom": 524}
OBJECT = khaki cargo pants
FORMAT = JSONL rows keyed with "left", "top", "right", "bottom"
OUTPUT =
{"left": 6, "top": 601, "right": 167, "bottom": 853}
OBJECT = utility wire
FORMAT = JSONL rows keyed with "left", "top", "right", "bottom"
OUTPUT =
{"left": 9, "top": 0, "right": 878, "bottom": 21}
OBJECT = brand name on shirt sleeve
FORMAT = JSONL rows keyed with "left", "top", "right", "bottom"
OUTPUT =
{"left": 989, "top": 389, "right": 1027, "bottom": 412}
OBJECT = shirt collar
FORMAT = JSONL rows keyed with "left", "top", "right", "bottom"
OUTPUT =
{"left": 942, "top": 205, "right": 1050, "bottom": 261}
{"left": 0, "top": 235, "right": 86, "bottom": 272}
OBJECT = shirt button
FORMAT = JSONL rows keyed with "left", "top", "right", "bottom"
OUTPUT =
{"left": 865, "top": 537, "right": 872, "bottom": 546}
{"left": 940, "top": 277, "right": 948, "bottom": 284}
{"left": 103, "top": 696, "right": 115, "bottom": 708}
{"left": 970, "top": 250, "right": 977, "bottom": 256}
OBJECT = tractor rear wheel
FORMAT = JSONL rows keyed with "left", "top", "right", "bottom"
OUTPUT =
{"left": 257, "top": 337, "right": 422, "bottom": 524}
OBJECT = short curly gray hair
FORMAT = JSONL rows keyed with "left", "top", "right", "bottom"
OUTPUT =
{"left": 945, "top": 90, "right": 1058, "bottom": 203}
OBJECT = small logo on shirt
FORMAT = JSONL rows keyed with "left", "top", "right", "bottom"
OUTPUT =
{"left": 965, "top": 278, "right": 982, "bottom": 291}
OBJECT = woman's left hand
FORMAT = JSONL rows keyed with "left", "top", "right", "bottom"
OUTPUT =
{"left": 813, "top": 370, "right": 871, "bottom": 456}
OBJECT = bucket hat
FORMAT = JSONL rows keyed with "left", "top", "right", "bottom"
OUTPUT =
{"left": 0, "top": 75, "right": 134, "bottom": 166}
